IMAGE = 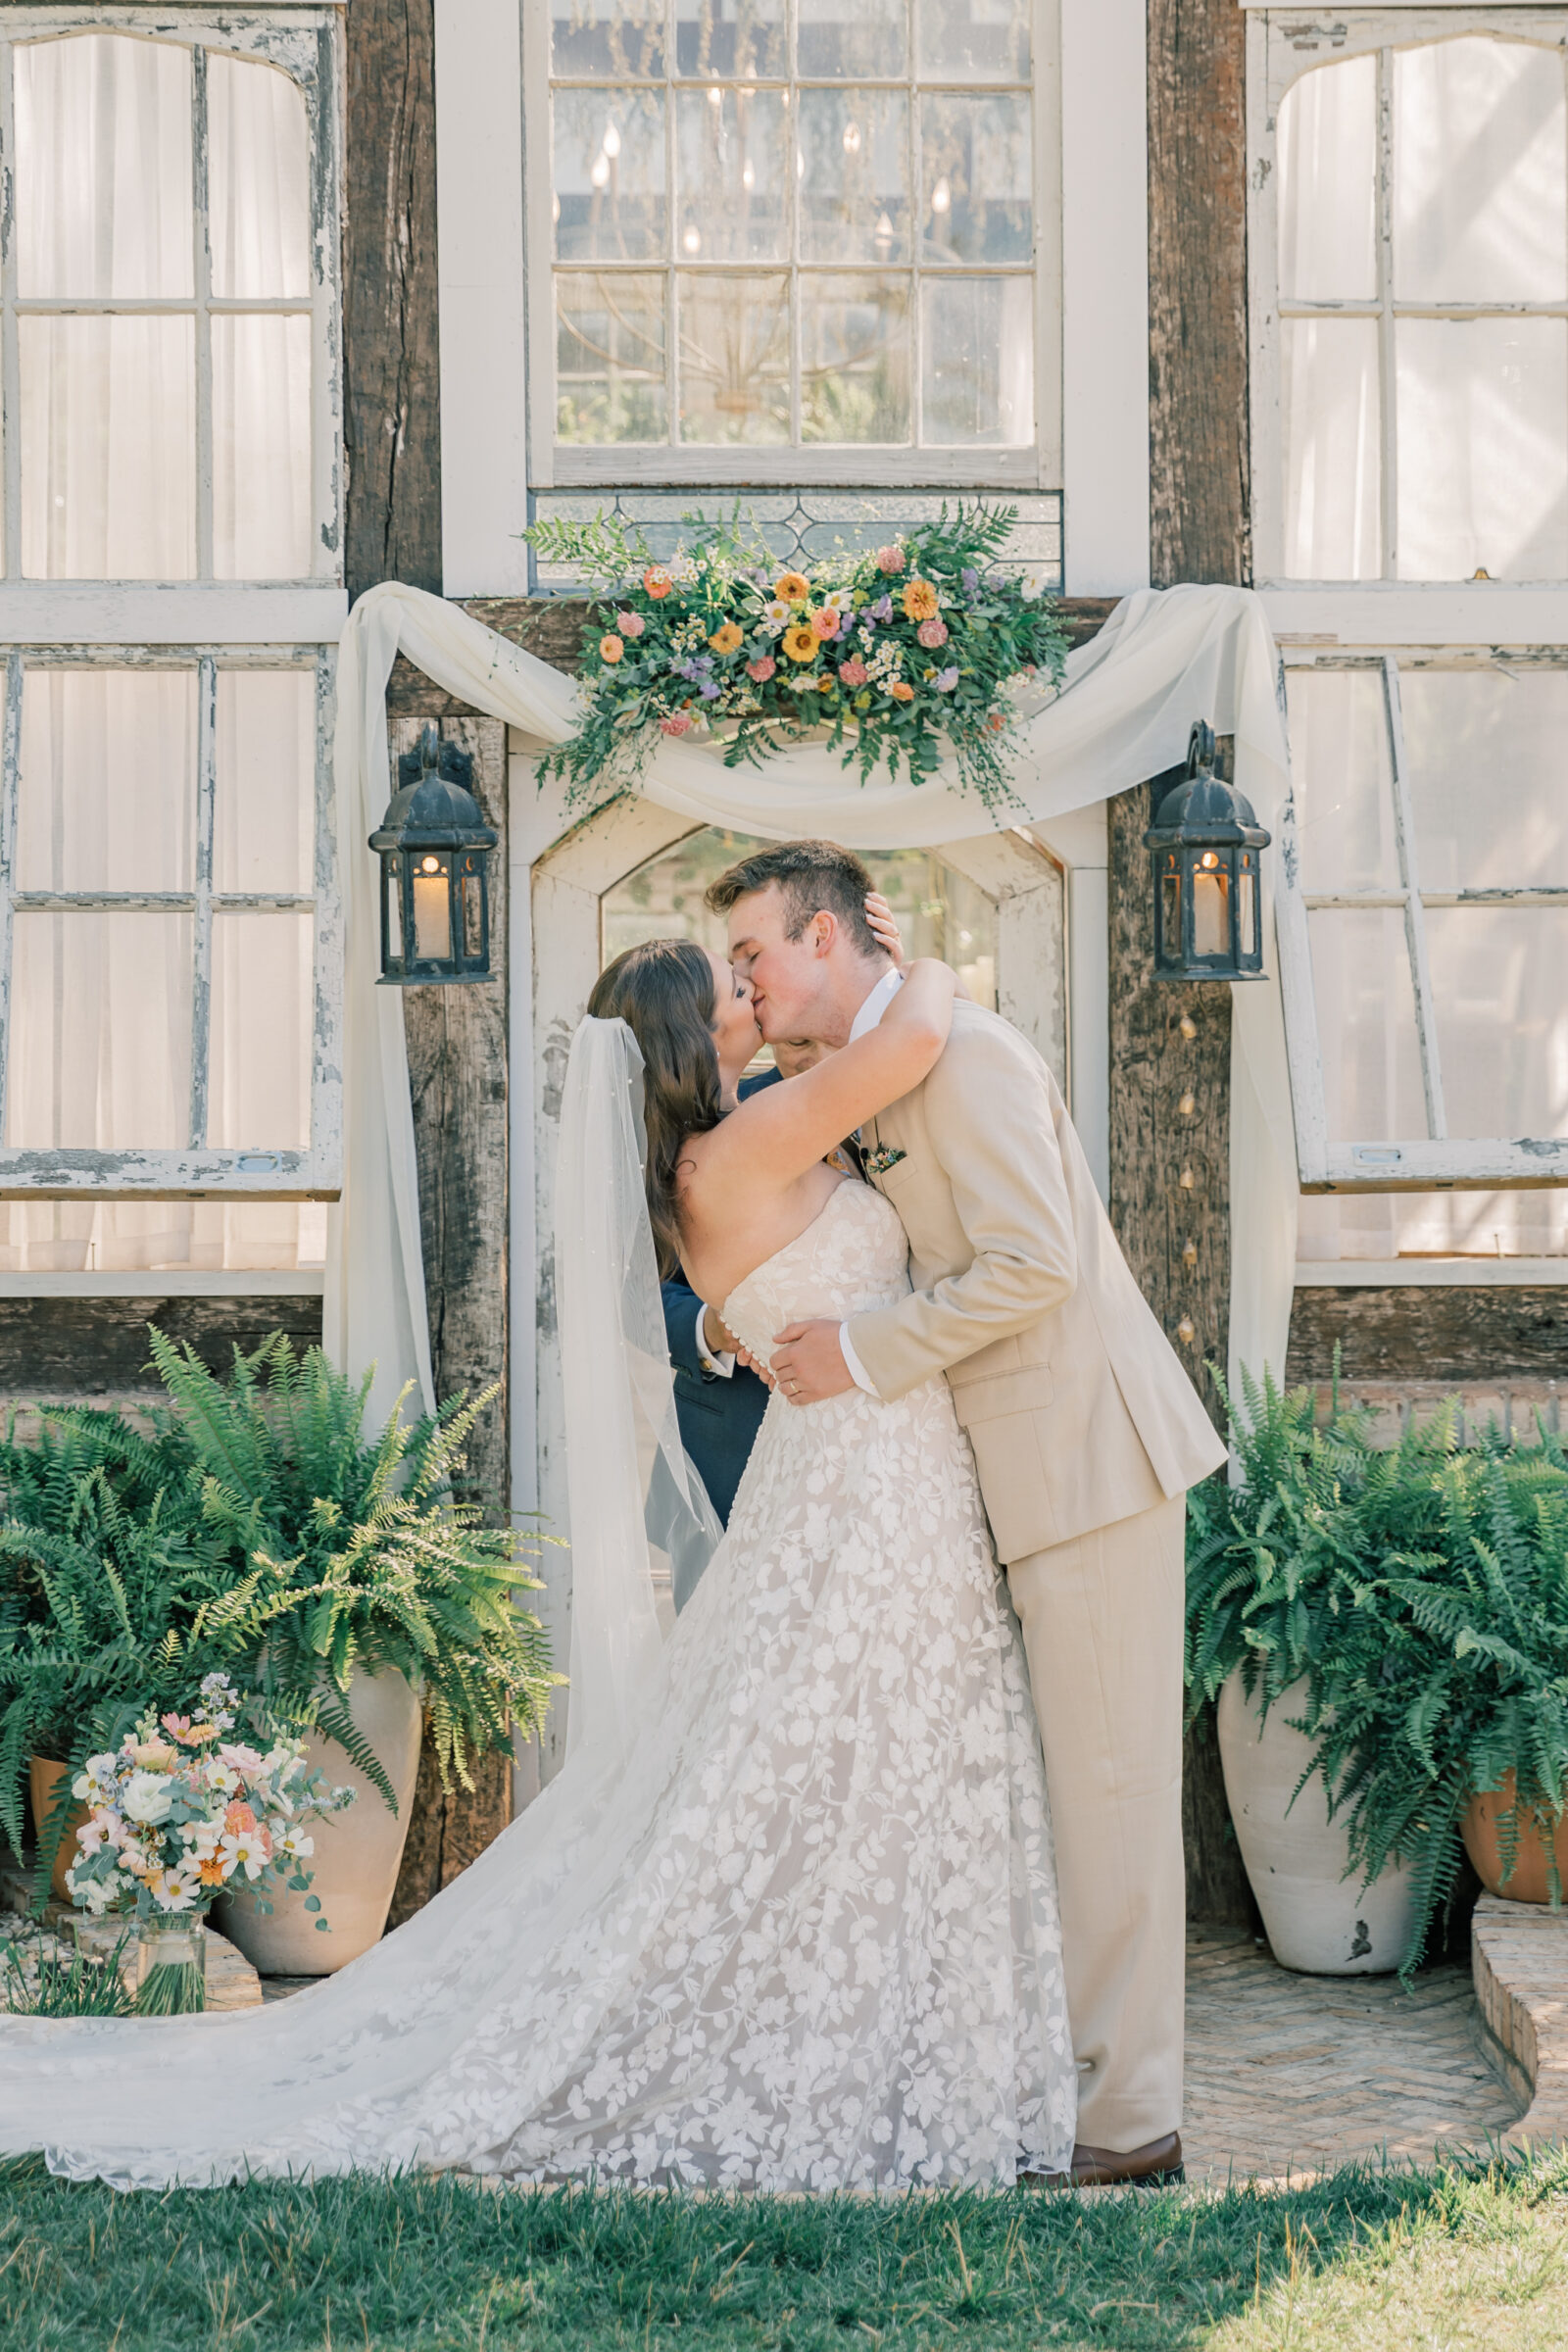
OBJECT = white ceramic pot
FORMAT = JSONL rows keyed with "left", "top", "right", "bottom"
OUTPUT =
{"left": 217, "top": 1670, "right": 422, "bottom": 1977}
{"left": 1216, "top": 1672, "right": 1415, "bottom": 1975}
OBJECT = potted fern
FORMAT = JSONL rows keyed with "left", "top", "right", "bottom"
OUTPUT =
{"left": 1185, "top": 1371, "right": 1418, "bottom": 1974}
{"left": 2, "top": 1336, "right": 560, "bottom": 1969}
{"left": 0, "top": 1406, "right": 241, "bottom": 1909}
{"left": 1303, "top": 1437, "right": 1568, "bottom": 1964}
{"left": 141, "top": 1331, "right": 560, "bottom": 1973}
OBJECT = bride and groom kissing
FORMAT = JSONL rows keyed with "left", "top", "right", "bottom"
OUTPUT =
{"left": 623, "top": 837, "right": 1226, "bottom": 2190}
{"left": 0, "top": 837, "right": 1224, "bottom": 2197}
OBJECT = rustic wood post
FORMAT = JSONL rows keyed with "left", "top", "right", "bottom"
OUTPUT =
{"left": 344, "top": 1, "right": 517, "bottom": 1916}
{"left": 386, "top": 717, "right": 514, "bottom": 1927}
{"left": 1113, "top": 0, "right": 1257, "bottom": 1928}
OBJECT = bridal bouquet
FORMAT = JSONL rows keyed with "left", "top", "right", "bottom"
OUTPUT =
{"left": 66, "top": 1672, "right": 353, "bottom": 1943}
{"left": 522, "top": 502, "right": 1069, "bottom": 815}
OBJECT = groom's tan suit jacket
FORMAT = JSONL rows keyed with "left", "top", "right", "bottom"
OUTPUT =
{"left": 847, "top": 999, "right": 1226, "bottom": 1565}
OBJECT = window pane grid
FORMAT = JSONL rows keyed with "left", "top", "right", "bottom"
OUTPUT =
{"left": 1275, "top": 31, "right": 1568, "bottom": 581}
{"left": 1289, "top": 655, "right": 1568, "bottom": 1166}
{"left": 0, "top": 28, "right": 320, "bottom": 585}
{"left": 550, "top": 0, "right": 1036, "bottom": 456}
{"left": 0, "top": 651, "right": 328, "bottom": 1180}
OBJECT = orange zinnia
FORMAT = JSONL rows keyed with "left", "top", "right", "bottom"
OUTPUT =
{"left": 775, "top": 570, "right": 811, "bottom": 604}
{"left": 901, "top": 578, "right": 939, "bottom": 621}
{"left": 782, "top": 623, "right": 819, "bottom": 663}
{"left": 709, "top": 621, "right": 744, "bottom": 656}
{"left": 599, "top": 633, "right": 624, "bottom": 664}
{"left": 643, "top": 566, "right": 672, "bottom": 599}
{"left": 890, "top": 680, "right": 915, "bottom": 701}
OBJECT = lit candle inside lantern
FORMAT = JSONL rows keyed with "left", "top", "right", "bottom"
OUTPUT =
{"left": 1191, "top": 849, "right": 1229, "bottom": 959}
{"left": 412, "top": 853, "right": 452, "bottom": 963}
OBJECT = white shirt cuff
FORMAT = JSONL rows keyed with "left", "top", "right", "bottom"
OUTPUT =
{"left": 838, "top": 1322, "right": 879, "bottom": 1396}
{"left": 695, "top": 1298, "right": 736, "bottom": 1377}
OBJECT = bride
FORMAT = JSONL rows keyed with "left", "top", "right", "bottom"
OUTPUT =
{"left": 0, "top": 938, "right": 1076, "bottom": 2191}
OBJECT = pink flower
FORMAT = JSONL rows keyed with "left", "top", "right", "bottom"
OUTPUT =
{"left": 811, "top": 608, "right": 841, "bottom": 639}
{"left": 746, "top": 655, "right": 776, "bottom": 682}
{"left": 916, "top": 616, "right": 949, "bottom": 649}
{"left": 616, "top": 611, "right": 646, "bottom": 638}
{"left": 838, "top": 657, "right": 868, "bottom": 688}
{"left": 660, "top": 711, "right": 694, "bottom": 736}
{"left": 876, "top": 544, "right": 906, "bottom": 574}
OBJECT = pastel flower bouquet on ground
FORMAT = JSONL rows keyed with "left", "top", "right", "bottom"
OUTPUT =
{"left": 522, "top": 502, "right": 1069, "bottom": 814}
{"left": 67, "top": 1671, "right": 353, "bottom": 2013}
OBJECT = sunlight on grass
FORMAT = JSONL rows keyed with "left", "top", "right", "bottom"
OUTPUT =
{"left": 0, "top": 2151, "right": 1565, "bottom": 2348}
{"left": 1211, "top": 2165, "right": 1568, "bottom": 2352}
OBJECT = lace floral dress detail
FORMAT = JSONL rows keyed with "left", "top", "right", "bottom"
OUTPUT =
{"left": 0, "top": 1182, "right": 1075, "bottom": 2191}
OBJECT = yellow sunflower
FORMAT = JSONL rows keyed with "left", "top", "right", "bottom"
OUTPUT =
{"left": 775, "top": 571, "right": 811, "bottom": 604}
{"left": 782, "top": 622, "right": 820, "bottom": 663}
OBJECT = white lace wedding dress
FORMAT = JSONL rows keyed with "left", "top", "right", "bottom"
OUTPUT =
{"left": 0, "top": 1179, "right": 1075, "bottom": 2191}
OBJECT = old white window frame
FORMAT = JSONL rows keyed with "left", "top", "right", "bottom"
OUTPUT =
{"left": 522, "top": 0, "right": 1064, "bottom": 492}
{"left": 0, "top": 5, "right": 347, "bottom": 1206}
{"left": 1248, "top": 9, "right": 1568, "bottom": 1199}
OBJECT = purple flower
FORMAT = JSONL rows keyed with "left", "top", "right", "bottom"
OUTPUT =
{"left": 934, "top": 665, "right": 959, "bottom": 692}
{"left": 960, "top": 567, "right": 980, "bottom": 598}
{"left": 869, "top": 595, "right": 894, "bottom": 623}
{"left": 699, "top": 679, "right": 721, "bottom": 701}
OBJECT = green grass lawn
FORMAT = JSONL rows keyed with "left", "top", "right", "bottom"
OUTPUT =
{"left": 2, "top": 2151, "right": 1566, "bottom": 2351}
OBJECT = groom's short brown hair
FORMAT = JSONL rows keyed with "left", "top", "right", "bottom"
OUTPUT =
{"left": 706, "top": 840, "right": 882, "bottom": 958}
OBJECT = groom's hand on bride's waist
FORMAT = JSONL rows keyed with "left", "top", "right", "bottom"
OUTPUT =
{"left": 771, "top": 1320, "right": 857, "bottom": 1405}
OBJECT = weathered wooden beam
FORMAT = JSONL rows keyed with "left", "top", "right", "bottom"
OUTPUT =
{"left": 386, "top": 716, "right": 514, "bottom": 1928}
{"left": 1287, "top": 1287, "right": 1568, "bottom": 1386}
{"left": 383, "top": 594, "right": 1121, "bottom": 715}
{"left": 1135, "top": 0, "right": 1255, "bottom": 1930}
{"left": 344, "top": 0, "right": 441, "bottom": 601}
{"left": 0, "top": 1296, "right": 322, "bottom": 1396}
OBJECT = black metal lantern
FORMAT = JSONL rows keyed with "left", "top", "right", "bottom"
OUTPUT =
{"left": 1145, "top": 721, "right": 1272, "bottom": 982}
{"left": 369, "top": 723, "right": 498, "bottom": 985}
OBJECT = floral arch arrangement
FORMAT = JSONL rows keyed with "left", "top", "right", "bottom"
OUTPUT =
{"left": 522, "top": 504, "right": 1068, "bottom": 816}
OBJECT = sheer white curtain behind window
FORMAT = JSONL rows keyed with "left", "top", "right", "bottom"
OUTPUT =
{"left": 14, "top": 32, "right": 311, "bottom": 580}
{"left": 0, "top": 667, "right": 322, "bottom": 1274}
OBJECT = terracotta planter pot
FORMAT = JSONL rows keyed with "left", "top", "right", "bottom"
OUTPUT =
{"left": 27, "top": 1756, "right": 89, "bottom": 1905}
{"left": 1216, "top": 1674, "right": 1416, "bottom": 1974}
{"left": 1461, "top": 1774, "right": 1568, "bottom": 1903}
{"left": 216, "top": 1671, "right": 421, "bottom": 1976}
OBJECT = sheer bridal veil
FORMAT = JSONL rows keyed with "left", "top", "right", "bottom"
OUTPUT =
{"left": 555, "top": 1015, "right": 724, "bottom": 1771}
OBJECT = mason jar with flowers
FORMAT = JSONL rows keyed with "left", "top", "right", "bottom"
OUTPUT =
{"left": 67, "top": 1672, "right": 353, "bottom": 2014}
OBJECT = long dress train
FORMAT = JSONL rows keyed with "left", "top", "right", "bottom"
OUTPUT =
{"left": 0, "top": 1181, "right": 1075, "bottom": 2189}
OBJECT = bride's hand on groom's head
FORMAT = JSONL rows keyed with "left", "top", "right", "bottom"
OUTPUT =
{"left": 864, "top": 892, "right": 905, "bottom": 966}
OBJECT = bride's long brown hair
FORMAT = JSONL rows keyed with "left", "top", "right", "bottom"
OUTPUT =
{"left": 588, "top": 940, "right": 726, "bottom": 1278}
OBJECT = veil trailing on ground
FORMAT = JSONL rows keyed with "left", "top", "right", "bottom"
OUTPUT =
{"left": 555, "top": 1015, "right": 724, "bottom": 1770}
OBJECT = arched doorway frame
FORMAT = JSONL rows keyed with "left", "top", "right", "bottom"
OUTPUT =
{"left": 517, "top": 783, "right": 1070, "bottom": 1784}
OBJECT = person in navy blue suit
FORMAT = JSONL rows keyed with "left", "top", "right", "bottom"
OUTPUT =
{"left": 661, "top": 1059, "right": 786, "bottom": 1544}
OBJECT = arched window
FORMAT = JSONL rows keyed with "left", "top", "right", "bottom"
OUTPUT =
{"left": 1249, "top": 11, "right": 1568, "bottom": 1263}
{"left": 0, "top": 16, "right": 344, "bottom": 1282}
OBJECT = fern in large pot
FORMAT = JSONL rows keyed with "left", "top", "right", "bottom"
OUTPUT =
{"left": 0, "top": 1406, "right": 251, "bottom": 1907}
{"left": 143, "top": 1331, "right": 561, "bottom": 1972}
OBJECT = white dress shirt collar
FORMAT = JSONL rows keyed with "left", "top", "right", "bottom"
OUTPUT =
{"left": 847, "top": 965, "right": 905, "bottom": 1046}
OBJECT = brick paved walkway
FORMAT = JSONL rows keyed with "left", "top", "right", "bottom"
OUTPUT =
{"left": 1184, "top": 1924, "right": 1524, "bottom": 2183}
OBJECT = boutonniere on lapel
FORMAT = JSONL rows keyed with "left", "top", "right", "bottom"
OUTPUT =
{"left": 864, "top": 1145, "right": 907, "bottom": 1178}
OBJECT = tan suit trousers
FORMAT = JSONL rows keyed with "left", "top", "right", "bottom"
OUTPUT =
{"left": 1005, "top": 1491, "right": 1187, "bottom": 2152}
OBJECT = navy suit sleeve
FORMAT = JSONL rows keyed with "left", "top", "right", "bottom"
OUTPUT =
{"left": 662, "top": 1274, "right": 709, "bottom": 1379}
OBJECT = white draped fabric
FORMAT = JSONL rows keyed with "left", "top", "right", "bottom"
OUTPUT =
{"left": 329, "top": 579, "right": 1298, "bottom": 1434}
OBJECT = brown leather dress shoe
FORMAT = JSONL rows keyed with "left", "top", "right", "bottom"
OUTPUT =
{"left": 1019, "top": 2132, "right": 1184, "bottom": 2189}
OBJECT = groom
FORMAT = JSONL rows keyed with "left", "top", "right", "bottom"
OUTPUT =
{"left": 708, "top": 839, "right": 1227, "bottom": 2189}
